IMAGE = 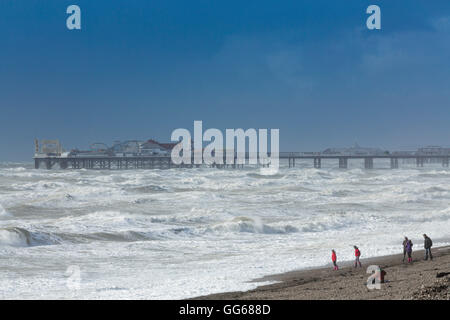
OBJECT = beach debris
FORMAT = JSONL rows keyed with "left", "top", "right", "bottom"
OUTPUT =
{"left": 410, "top": 276, "right": 449, "bottom": 300}
{"left": 436, "top": 272, "right": 450, "bottom": 278}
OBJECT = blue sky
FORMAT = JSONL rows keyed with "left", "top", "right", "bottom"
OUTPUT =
{"left": 1, "top": 0, "right": 450, "bottom": 160}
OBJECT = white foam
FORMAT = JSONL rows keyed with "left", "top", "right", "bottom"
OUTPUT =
{"left": 0, "top": 203, "right": 11, "bottom": 217}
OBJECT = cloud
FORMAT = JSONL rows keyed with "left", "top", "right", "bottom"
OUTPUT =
{"left": 360, "top": 16, "right": 450, "bottom": 73}
{"left": 432, "top": 16, "right": 450, "bottom": 32}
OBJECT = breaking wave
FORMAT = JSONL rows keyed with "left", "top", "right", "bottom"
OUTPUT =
{"left": 206, "top": 217, "right": 298, "bottom": 234}
{"left": 0, "top": 227, "right": 60, "bottom": 247}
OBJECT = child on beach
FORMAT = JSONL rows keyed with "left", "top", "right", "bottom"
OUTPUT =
{"left": 354, "top": 246, "right": 362, "bottom": 268}
{"left": 406, "top": 239, "right": 413, "bottom": 263}
{"left": 331, "top": 250, "right": 338, "bottom": 270}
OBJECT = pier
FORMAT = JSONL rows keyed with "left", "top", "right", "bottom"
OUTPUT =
{"left": 34, "top": 153, "right": 450, "bottom": 170}
{"left": 33, "top": 139, "right": 450, "bottom": 170}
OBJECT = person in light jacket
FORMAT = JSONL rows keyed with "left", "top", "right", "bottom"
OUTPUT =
{"left": 402, "top": 236, "right": 409, "bottom": 262}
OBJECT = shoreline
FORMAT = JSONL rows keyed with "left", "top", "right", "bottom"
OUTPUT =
{"left": 193, "top": 246, "right": 450, "bottom": 300}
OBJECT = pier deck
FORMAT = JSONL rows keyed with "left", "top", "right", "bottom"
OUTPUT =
{"left": 34, "top": 153, "right": 450, "bottom": 170}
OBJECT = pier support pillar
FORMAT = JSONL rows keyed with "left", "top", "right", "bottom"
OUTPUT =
{"left": 364, "top": 158, "right": 374, "bottom": 169}
{"left": 443, "top": 157, "right": 449, "bottom": 167}
{"left": 339, "top": 157, "right": 348, "bottom": 169}
{"left": 390, "top": 158, "right": 399, "bottom": 169}
{"left": 35, "top": 159, "right": 40, "bottom": 169}
{"left": 60, "top": 160, "right": 68, "bottom": 169}
{"left": 416, "top": 157, "right": 424, "bottom": 167}
{"left": 314, "top": 157, "right": 321, "bottom": 169}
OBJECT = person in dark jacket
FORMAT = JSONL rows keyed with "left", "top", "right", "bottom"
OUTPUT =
{"left": 423, "top": 234, "right": 433, "bottom": 261}
{"left": 402, "top": 236, "right": 409, "bottom": 262}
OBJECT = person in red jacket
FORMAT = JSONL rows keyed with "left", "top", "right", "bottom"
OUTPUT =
{"left": 354, "top": 246, "right": 362, "bottom": 268}
{"left": 331, "top": 249, "right": 338, "bottom": 270}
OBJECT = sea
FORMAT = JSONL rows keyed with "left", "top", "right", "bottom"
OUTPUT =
{"left": 1, "top": 159, "right": 449, "bottom": 299}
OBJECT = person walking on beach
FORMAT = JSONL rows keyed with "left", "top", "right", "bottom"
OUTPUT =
{"left": 331, "top": 250, "right": 339, "bottom": 270}
{"left": 423, "top": 234, "right": 433, "bottom": 261}
{"left": 402, "top": 236, "right": 409, "bottom": 262}
{"left": 405, "top": 238, "right": 413, "bottom": 263}
{"left": 354, "top": 246, "right": 362, "bottom": 268}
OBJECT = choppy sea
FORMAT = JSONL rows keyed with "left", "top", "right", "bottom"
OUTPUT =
{"left": 1, "top": 160, "right": 449, "bottom": 299}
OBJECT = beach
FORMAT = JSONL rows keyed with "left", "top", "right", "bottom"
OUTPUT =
{"left": 196, "top": 246, "right": 450, "bottom": 300}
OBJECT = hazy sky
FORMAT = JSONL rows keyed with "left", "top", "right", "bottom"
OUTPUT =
{"left": 1, "top": 0, "right": 450, "bottom": 161}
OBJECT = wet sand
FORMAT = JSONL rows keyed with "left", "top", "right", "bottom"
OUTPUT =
{"left": 195, "top": 246, "right": 450, "bottom": 300}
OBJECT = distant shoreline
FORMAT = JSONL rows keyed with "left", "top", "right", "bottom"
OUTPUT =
{"left": 193, "top": 246, "right": 450, "bottom": 300}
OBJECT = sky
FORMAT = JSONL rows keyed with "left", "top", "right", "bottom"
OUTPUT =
{"left": 1, "top": 0, "right": 450, "bottom": 161}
